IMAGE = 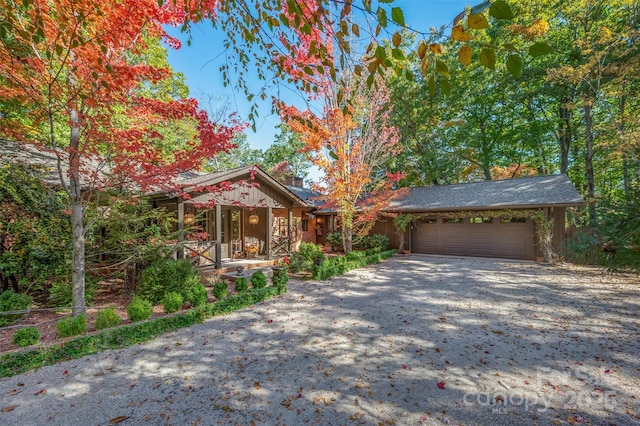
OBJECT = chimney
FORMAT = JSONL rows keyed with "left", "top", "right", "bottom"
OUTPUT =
{"left": 285, "top": 176, "right": 304, "bottom": 188}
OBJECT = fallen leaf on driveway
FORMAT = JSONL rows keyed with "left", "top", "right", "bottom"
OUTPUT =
{"left": 1, "top": 405, "right": 18, "bottom": 412}
{"left": 109, "top": 416, "right": 129, "bottom": 424}
{"left": 437, "top": 381, "right": 445, "bottom": 389}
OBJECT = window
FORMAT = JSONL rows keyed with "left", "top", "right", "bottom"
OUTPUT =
{"left": 443, "top": 217, "right": 464, "bottom": 224}
{"left": 470, "top": 217, "right": 493, "bottom": 224}
{"left": 420, "top": 217, "right": 438, "bottom": 224}
{"left": 301, "top": 219, "right": 308, "bottom": 232}
{"left": 500, "top": 217, "right": 527, "bottom": 223}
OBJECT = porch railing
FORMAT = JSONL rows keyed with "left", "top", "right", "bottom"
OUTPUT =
{"left": 183, "top": 240, "right": 221, "bottom": 268}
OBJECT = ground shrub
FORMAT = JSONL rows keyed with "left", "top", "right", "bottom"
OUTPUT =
{"left": 12, "top": 327, "right": 40, "bottom": 347}
{"left": 289, "top": 242, "right": 326, "bottom": 273}
{"left": 162, "top": 292, "right": 183, "bottom": 313}
{"left": 326, "top": 232, "right": 343, "bottom": 250}
{"left": 234, "top": 277, "right": 248, "bottom": 293}
{"left": 127, "top": 297, "right": 153, "bottom": 322}
{"left": 56, "top": 314, "right": 87, "bottom": 338}
{"left": 95, "top": 308, "right": 121, "bottom": 330}
{"left": 272, "top": 268, "right": 289, "bottom": 294}
{"left": 48, "top": 276, "right": 98, "bottom": 308}
{"left": 137, "top": 258, "right": 201, "bottom": 304}
{"left": 312, "top": 249, "right": 395, "bottom": 280}
{"left": 186, "top": 283, "right": 207, "bottom": 307}
{"left": 0, "top": 290, "right": 32, "bottom": 326}
{"left": 212, "top": 280, "right": 228, "bottom": 299}
{"left": 251, "top": 271, "right": 267, "bottom": 289}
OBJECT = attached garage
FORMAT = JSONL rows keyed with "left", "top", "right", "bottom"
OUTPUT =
{"left": 413, "top": 216, "right": 536, "bottom": 260}
{"left": 383, "top": 175, "right": 584, "bottom": 261}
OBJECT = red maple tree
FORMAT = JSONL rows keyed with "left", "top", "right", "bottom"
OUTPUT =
{"left": 0, "top": 0, "right": 238, "bottom": 314}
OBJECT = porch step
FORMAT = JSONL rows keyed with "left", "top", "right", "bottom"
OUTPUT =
{"left": 199, "top": 258, "right": 280, "bottom": 277}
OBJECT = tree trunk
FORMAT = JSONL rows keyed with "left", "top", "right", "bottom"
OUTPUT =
{"left": 69, "top": 108, "right": 86, "bottom": 316}
{"left": 559, "top": 95, "right": 573, "bottom": 175}
{"left": 583, "top": 97, "right": 596, "bottom": 224}
{"left": 342, "top": 226, "right": 353, "bottom": 253}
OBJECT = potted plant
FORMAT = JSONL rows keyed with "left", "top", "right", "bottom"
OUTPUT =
{"left": 393, "top": 213, "right": 413, "bottom": 253}
{"left": 326, "top": 232, "right": 343, "bottom": 252}
{"left": 246, "top": 244, "right": 258, "bottom": 258}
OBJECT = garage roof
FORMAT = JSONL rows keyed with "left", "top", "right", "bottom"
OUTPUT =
{"left": 387, "top": 174, "right": 584, "bottom": 212}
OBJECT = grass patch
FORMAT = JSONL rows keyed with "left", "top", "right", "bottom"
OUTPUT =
{"left": 0, "top": 285, "right": 283, "bottom": 378}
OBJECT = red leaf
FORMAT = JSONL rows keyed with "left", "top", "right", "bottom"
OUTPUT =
{"left": 437, "top": 381, "right": 446, "bottom": 389}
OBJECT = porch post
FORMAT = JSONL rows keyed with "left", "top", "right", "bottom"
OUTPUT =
{"left": 215, "top": 204, "right": 222, "bottom": 269}
{"left": 288, "top": 209, "right": 293, "bottom": 252}
{"left": 266, "top": 207, "right": 273, "bottom": 260}
{"left": 177, "top": 200, "right": 184, "bottom": 259}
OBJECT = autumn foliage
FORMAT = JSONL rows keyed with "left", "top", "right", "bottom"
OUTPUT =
{"left": 0, "top": 0, "right": 239, "bottom": 314}
{"left": 280, "top": 78, "right": 403, "bottom": 252}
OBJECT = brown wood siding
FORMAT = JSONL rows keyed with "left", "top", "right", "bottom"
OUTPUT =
{"left": 413, "top": 216, "right": 536, "bottom": 260}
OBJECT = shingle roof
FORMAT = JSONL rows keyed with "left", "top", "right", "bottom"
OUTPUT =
{"left": 285, "top": 185, "right": 323, "bottom": 206}
{"left": 387, "top": 174, "right": 584, "bottom": 212}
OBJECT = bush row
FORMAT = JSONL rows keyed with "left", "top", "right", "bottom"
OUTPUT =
{"left": 311, "top": 248, "right": 396, "bottom": 280}
{"left": 8, "top": 267, "right": 285, "bottom": 349}
{"left": 1, "top": 284, "right": 284, "bottom": 378}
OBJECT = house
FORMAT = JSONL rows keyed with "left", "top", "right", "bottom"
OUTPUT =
{"left": 2, "top": 139, "right": 585, "bottom": 263}
{"left": 149, "top": 165, "right": 315, "bottom": 268}
{"left": 363, "top": 174, "right": 584, "bottom": 261}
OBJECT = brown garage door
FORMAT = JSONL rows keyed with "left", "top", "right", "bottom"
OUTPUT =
{"left": 413, "top": 216, "right": 536, "bottom": 260}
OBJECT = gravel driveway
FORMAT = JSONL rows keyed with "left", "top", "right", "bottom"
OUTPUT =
{"left": 1, "top": 255, "right": 638, "bottom": 426}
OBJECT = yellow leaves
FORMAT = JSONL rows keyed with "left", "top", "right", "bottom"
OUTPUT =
{"left": 392, "top": 32, "right": 401, "bottom": 48}
{"left": 509, "top": 19, "right": 550, "bottom": 41}
{"left": 451, "top": 25, "right": 473, "bottom": 42}
{"left": 458, "top": 46, "right": 472, "bottom": 66}
{"left": 417, "top": 41, "right": 427, "bottom": 59}
{"left": 420, "top": 57, "right": 429, "bottom": 77}
{"left": 468, "top": 14, "right": 489, "bottom": 30}
{"left": 429, "top": 43, "right": 443, "bottom": 54}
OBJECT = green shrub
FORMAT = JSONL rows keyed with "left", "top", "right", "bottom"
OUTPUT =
{"left": 95, "top": 308, "right": 121, "bottom": 330}
{"left": 312, "top": 249, "right": 395, "bottom": 280}
{"left": 56, "top": 314, "right": 87, "bottom": 338}
{"left": 212, "top": 280, "right": 228, "bottom": 300}
{"left": 299, "top": 242, "right": 325, "bottom": 262}
{"left": 234, "top": 277, "right": 248, "bottom": 293}
{"left": 367, "top": 234, "right": 389, "bottom": 251}
{"left": 326, "top": 232, "right": 343, "bottom": 250}
{"left": 48, "top": 276, "right": 98, "bottom": 308}
{"left": 186, "top": 283, "right": 207, "bottom": 307}
{"left": 126, "top": 297, "right": 153, "bottom": 322}
{"left": 272, "top": 267, "right": 289, "bottom": 294}
{"left": 0, "top": 290, "right": 32, "bottom": 326}
{"left": 162, "top": 292, "right": 183, "bottom": 313}
{"left": 137, "top": 258, "right": 201, "bottom": 304}
{"left": 251, "top": 271, "right": 267, "bottom": 289}
{"left": 12, "top": 327, "right": 40, "bottom": 347}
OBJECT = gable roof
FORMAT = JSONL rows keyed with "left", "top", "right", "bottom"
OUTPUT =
{"left": 386, "top": 174, "right": 584, "bottom": 212}
{"left": 159, "top": 164, "right": 312, "bottom": 208}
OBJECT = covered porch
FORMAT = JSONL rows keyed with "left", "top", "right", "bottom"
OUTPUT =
{"left": 153, "top": 165, "right": 312, "bottom": 269}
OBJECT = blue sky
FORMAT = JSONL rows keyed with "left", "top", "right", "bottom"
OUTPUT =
{"left": 165, "top": 0, "right": 471, "bottom": 156}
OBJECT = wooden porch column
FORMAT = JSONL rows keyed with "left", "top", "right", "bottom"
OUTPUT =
{"left": 288, "top": 209, "right": 293, "bottom": 252}
{"left": 177, "top": 200, "right": 184, "bottom": 259}
{"left": 266, "top": 207, "right": 273, "bottom": 260}
{"left": 215, "top": 204, "right": 222, "bottom": 269}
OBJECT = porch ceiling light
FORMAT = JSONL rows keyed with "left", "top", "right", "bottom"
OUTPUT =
{"left": 249, "top": 213, "right": 259, "bottom": 225}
